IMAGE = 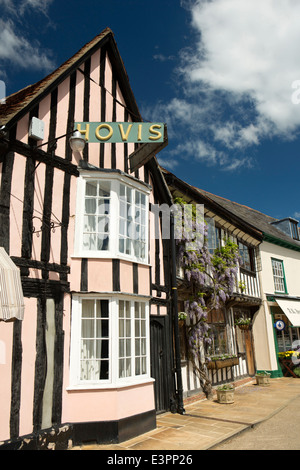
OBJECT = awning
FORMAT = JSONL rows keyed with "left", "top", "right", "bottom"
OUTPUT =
{"left": 276, "top": 298, "right": 300, "bottom": 327}
{"left": 0, "top": 247, "right": 24, "bottom": 322}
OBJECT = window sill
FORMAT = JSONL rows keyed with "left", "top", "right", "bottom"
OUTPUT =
{"left": 71, "top": 253, "right": 150, "bottom": 266}
{"left": 67, "top": 377, "right": 155, "bottom": 391}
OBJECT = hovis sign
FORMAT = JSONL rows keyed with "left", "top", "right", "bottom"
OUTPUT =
{"left": 74, "top": 122, "right": 164, "bottom": 144}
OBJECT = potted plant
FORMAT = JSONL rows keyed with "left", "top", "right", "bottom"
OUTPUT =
{"left": 255, "top": 371, "right": 271, "bottom": 386}
{"left": 206, "top": 354, "right": 239, "bottom": 369}
{"left": 178, "top": 312, "right": 187, "bottom": 327}
{"left": 235, "top": 317, "right": 252, "bottom": 330}
{"left": 293, "top": 367, "right": 300, "bottom": 378}
{"left": 216, "top": 383, "right": 235, "bottom": 404}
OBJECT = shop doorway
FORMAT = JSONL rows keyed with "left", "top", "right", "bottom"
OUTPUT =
{"left": 150, "top": 315, "right": 173, "bottom": 414}
{"left": 234, "top": 308, "right": 256, "bottom": 376}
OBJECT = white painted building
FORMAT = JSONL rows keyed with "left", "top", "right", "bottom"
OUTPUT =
{"left": 186, "top": 190, "right": 300, "bottom": 378}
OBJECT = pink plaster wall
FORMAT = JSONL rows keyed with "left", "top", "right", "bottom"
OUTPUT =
{"left": 56, "top": 78, "right": 70, "bottom": 157}
{"left": 69, "top": 258, "right": 82, "bottom": 292}
{"left": 120, "top": 260, "right": 133, "bottom": 293}
{"left": 62, "top": 382, "right": 154, "bottom": 423}
{"left": 0, "top": 321, "right": 13, "bottom": 441}
{"left": 19, "top": 298, "right": 37, "bottom": 437}
{"left": 9, "top": 153, "right": 26, "bottom": 257}
{"left": 87, "top": 259, "right": 113, "bottom": 292}
{"left": 38, "top": 94, "right": 51, "bottom": 145}
{"left": 104, "top": 58, "right": 113, "bottom": 168}
{"left": 138, "top": 264, "right": 150, "bottom": 296}
{"left": 49, "top": 168, "right": 64, "bottom": 265}
{"left": 68, "top": 176, "right": 77, "bottom": 263}
{"left": 116, "top": 85, "right": 125, "bottom": 172}
{"left": 89, "top": 50, "right": 101, "bottom": 168}
{"left": 16, "top": 113, "right": 29, "bottom": 143}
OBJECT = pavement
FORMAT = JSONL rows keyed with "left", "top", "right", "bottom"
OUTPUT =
{"left": 71, "top": 377, "right": 300, "bottom": 451}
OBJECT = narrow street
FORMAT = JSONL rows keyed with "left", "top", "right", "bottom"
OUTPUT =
{"left": 211, "top": 395, "right": 300, "bottom": 450}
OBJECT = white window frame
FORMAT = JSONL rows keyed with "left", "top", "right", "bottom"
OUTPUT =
{"left": 73, "top": 170, "right": 150, "bottom": 263}
{"left": 271, "top": 258, "right": 287, "bottom": 294}
{"left": 69, "top": 294, "right": 151, "bottom": 390}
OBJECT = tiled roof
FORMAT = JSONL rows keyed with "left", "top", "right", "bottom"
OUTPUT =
{"left": 161, "top": 167, "right": 300, "bottom": 250}
{"left": 195, "top": 187, "right": 300, "bottom": 249}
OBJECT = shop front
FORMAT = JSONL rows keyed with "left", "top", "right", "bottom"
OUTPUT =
{"left": 271, "top": 298, "right": 300, "bottom": 378}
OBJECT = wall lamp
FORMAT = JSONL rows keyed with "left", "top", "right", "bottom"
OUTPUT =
{"left": 69, "top": 130, "right": 86, "bottom": 152}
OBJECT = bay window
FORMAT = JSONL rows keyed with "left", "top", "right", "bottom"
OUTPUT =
{"left": 69, "top": 295, "right": 150, "bottom": 388}
{"left": 74, "top": 171, "right": 150, "bottom": 262}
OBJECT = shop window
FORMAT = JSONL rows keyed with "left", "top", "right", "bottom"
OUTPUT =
{"left": 275, "top": 313, "right": 300, "bottom": 352}
{"left": 74, "top": 171, "right": 149, "bottom": 263}
{"left": 70, "top": 296, "right": 150, "bottom": 388}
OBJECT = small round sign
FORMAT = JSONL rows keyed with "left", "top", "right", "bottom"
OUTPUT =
{"left": 275, "top": 320, "right": 285, "bottom": 331}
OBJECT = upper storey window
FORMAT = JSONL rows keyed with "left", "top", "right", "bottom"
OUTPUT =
{"left": 272, "top": 258, "right": 287, "bottom": 294}
{"left": 74, "top": 171, "right": 150, "bottom": 263}
{"left": 83, "top": 180, "right": 111, "bottom": 252}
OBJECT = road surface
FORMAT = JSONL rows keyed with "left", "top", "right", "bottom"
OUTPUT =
{"left": 211, "top": 396, "right": 300, "bottom": 450}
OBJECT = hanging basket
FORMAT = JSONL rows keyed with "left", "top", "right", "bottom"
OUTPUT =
{"left": 238, "top": 324, "right": 251, "bottom": 331}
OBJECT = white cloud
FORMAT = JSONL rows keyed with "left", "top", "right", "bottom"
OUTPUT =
{"left": 19, "top": 0, "right": 54, "bottom": 15}
{"left": 0, "top": 0, "right": 53, "bottom": 15}
{"left": 0, "top": 0, "right": 54, "bottom": 72}
{"left": 184, "top": 0, "right": 300, "bottom": 137}
{"left": 157, "top": 157, "right": 179, "bottom": 171}
{"left": 0, "top": 19, "right": 54, "bottom": 71}
{"left": 150, "top": 0, "right": 300, "bottom": 173}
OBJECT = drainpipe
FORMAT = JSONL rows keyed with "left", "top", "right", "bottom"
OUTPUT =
{"left": 170, "top": 210, "right": 185, "bottom": 415}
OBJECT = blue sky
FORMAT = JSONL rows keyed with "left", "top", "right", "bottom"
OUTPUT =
{"left": 1, "top": 0, "right": 300, "bottom": 222}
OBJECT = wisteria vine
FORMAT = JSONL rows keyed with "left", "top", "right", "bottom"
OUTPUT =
{"left": 175, "top": 197, "right": 240, "bottom": 397}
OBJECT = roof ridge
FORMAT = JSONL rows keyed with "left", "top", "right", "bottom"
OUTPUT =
{"left": 195, "top": 186, "right": 278, "bottom": 221}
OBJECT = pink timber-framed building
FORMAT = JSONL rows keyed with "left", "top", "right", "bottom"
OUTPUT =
{"left": 0, "top": 28, "right": 182, "bottom": 449}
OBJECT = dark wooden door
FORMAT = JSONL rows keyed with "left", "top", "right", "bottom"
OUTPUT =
{"left": 150, "top": 316, "right": 171, "bottom": 414}
{"left": 244, "top": 330, "right": 255, "bottom": 375}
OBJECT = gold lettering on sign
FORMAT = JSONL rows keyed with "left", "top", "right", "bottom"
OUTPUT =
{"left": 137, "top": 124, "right": 142, "bottom": 141}
{"left": 95, "top": 124, "right": 113, "bottom": 141}
{"left": 118, "top": 123, "right": 133, "bottom": 141}
{"left": 149, "top": 124, "right": 162, "bottom": 141}
{"left": 77, "top": 123, "right": 90, "bottom": 141}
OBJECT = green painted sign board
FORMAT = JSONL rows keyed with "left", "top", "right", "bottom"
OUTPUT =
{"left": 74, "top": 122, "right": 164, "bottom": 144}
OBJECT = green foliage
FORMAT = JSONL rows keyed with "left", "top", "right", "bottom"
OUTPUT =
{"left": 293, "top": 367, "right": 300, "bottom": 377}
{"left": 174, "top": 197, "right": 241, "bottom": 398}
{"left": 217, "top": 383, "right": 235, "bottom": 391}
